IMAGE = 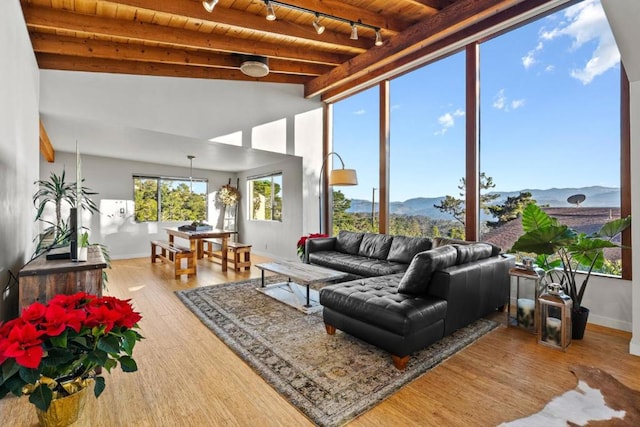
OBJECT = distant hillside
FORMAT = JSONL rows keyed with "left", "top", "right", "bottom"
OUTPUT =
{"left": 347, "top": 186, "right": 620, "bottom": 219}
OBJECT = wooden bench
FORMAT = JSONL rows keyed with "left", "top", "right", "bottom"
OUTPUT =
{"left": 202, "top": 239, "right": 252, "bottom": 272}
{"left": 151, "top": 240, "right": 195, "bottom": 278}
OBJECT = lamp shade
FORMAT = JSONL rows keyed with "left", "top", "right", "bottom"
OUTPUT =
{"left": 329, "top": 169, "right": 358, "bottom": 186}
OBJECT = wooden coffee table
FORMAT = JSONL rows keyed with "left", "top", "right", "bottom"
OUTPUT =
{"left": 256, "top": 260, "right": 349, "bottom": 314}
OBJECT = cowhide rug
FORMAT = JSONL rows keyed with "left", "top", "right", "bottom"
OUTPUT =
{"left": 501, "top": 365, "right": 640, "bottom": 426}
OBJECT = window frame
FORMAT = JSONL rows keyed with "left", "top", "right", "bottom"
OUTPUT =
{"left": 133, "top": 174, "right": 208, "bottom": 223}
{"left": 248, "top": 172, "right": 283, "bottom": 222}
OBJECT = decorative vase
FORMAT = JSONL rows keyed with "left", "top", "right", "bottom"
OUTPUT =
{"left": 77, "top": 247, "right": 88, "bottom": 262}
{"left": 36, "top": 380, "right": 92, "bottom": 427}
{"left": 572, "top": 306, "right": 590, "bottom": 340}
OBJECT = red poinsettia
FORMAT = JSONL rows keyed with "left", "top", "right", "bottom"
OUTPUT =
{"left": 297, "top": 233, "right": 329, "bottom": 259}
{"left": 0, "top": 292, "right": 143, "bottom": 411}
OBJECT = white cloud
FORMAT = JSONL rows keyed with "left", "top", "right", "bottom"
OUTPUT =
{"left": 511, "top": 99, "right": 525, "bottom": 109}
{"left": 540, "top": 0, "right": 620, "bottom": 84}
{"left": 545, "top": 65, "right": 556, "bottom": 73}
{"left": 493, "top": 89, "right": 525, "bottom": 112}
{"left": 493, "top": 89, "right": 506, "bottom": 110}
{"left": 434, "top": 108, "right": 464, "bottom": 136}
{"left": 353, "top": 109, "right": 366, "bottom": 115}
{"left": 522, "top": 51, "right": 536, "bottom": 69}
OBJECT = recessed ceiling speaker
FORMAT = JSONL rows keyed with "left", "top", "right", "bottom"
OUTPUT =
{"left": 240, "top": 55, "right": 270, "bottom": 78}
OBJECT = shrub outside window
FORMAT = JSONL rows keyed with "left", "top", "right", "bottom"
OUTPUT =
{"left": 249, "top": 173, "right": 283, "bottom": 221}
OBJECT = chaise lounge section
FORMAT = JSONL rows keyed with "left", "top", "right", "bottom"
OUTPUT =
{"left": 310, "top": 231, "right": 513, "bottom": 369}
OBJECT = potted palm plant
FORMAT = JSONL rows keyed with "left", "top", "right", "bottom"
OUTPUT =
{"left": 510, "top": 203, "right": 631, "bottom": 339}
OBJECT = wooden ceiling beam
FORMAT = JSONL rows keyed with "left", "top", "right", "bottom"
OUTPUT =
{"left": 23, "top": 4, "right": 352, "bottom": 66}
{"left": 321, "top": 0, "right": 559, "bottom": 101}
{"left": 305, "top": 0, "right": 528, "bottom": 98}
{"left": 30, "top": 33, "right": 333, "bottom": 76}
{"left": 35, "top": 53, "right": 313, "bottom": 84}
{"left": 105, "top": 0, "right": 375, "bottom": 51}
{"left": 39, "top": 120, "right": 55, "bottom": 163}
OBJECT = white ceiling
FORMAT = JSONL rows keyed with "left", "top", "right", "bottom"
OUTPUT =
{"left": 603, "top": 0, "right": 640, "bottom": 83}
{"left": 39, "top": 71, "right": 321, "bottom": 172}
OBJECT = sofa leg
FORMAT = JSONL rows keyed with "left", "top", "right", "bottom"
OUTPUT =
{"left": 392, "top": 355, "right": 409, "bottom": 370}
{"left": 325, "top": 324, "right": 336, "bottom": 335}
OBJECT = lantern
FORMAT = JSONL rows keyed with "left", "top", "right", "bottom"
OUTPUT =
{"left": 508, "top": 263, "right": 545, "bottom": 334}
{"left": 538, "top": 283, "right": 572, "bottom": 351}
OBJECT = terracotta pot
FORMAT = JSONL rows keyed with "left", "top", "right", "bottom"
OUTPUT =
{"left": 36, "top": 381, "right": 91, "bottom": 427}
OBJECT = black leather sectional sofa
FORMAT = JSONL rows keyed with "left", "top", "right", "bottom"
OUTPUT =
{"left": 306, "top": 231, "right": 514, "bottom": 369}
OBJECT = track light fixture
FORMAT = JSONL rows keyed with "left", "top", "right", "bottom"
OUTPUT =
{"left": 202, "top": 0, "right": 218, "bottom": 13}
{"left": 350, "top": 22, "right": 358, "bottom": 40}
{"left": 261, "top": 1, "right": 382, "bottom": 47}
{"left": 312, "top": 14, "right": 325, "bottom": 35}
{"left": 265, "top": 1, "right": 277, "bottom": 21}
{"left": 375, "top": 29, "right": 383, "bottom": 46}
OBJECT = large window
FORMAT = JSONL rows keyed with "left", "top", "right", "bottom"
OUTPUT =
{"left": 479, "top": 0, "right": 622, "bottom": 274}
{"left": 133, "top": 176, "right": 207, "bottom": 222}
{"left": 332, "top": 86, "right": 380, "bottom": 234}
{"left": 389, "top": 51, "right": 466, "bottom": 238}
{"left": 249, "top": 173, "right": 283, "bottom": 221}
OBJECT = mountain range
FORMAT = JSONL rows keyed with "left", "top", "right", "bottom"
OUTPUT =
{"left": 347, "top": 186, "right": 620, "bottom": 220}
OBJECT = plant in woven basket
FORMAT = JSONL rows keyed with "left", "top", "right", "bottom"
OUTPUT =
{"left": 0, "top": 292, "right": 143, "bottom": 411}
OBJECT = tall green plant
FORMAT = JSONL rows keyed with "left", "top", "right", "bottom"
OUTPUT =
{"left": 511, "top": 203, "right": 631, "bottom": 311}
{"left": 33, "top": 170, "right": 99, "bottom": 256}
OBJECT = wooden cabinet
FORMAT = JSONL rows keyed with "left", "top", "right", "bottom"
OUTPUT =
{"left": 18, "top": 246, "right": 107, "bottom": 311}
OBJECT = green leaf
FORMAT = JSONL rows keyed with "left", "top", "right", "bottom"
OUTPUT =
{"left": 511, "top": 226, "right": 576, "bottom": 255}
{"left": 93, "top": 376, "right": 106, "bottom": 398}
{"left": 19, "top": 367, "right": 41, "bottom": 385}
{"left": 4, "top": 374, "right": 28, "bottom": 396}
{"left": 41, "top": 348, "right": 75, "bottom": 367}
{"left": 87, "top": 350, "right": 109, "bottom": 366}
{"left": 1, "top": 359, "right": 20, "bottom": 385}
{"left": 97, "top": 335, "right": 121, "bottom": 355}
{"left": 29, "top": 384, "right": 53, "bottom": 412}
{"left": 597, "top": 215, "right": 631, "bottom": 238}
{"left": 521, "top": 203, "right": 553, "bottom": 232}
{"left": 49, "top": 330, "right": 68, "bottom": 348}
{"left": 119, "top": 356, "right": 138, "bottom": 373}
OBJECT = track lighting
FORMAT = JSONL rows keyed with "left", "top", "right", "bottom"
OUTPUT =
{"left": 265, "top": 1, "right": 277, "bottom": 21}
{"left": 202, "top": 0, "right": 218, "bottom": 13}
{"left": 312, "top": 14, "right": 325, "bottom": 35}
{"left": 350, "top": 22, "right": 358, "bottom": 40}
{"left": 375, "top": 29, "right": 383, "bottom": 46}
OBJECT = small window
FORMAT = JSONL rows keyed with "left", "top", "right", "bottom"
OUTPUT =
{"left": 249, "top": 173, "right": 283, "bottom": 221}
{"left": 133, "top": 175, "right": 207, "bottom": 222}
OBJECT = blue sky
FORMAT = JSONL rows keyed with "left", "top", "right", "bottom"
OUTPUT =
{"left": 333, "top": 0, "right": 621, "bottom": 202}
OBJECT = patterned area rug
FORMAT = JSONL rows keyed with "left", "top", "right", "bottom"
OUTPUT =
{"left": 176, "top": 276, "right": 498, "bottom": 427}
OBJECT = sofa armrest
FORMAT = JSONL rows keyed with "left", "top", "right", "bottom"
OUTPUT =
{"left": 428, "top": 255, "right": 514, "bottom": 335}
{"left": 305, "top": 237, "right": 336, "bottom": 263}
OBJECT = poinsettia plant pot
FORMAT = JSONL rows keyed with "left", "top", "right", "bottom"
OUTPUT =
{"left": 572, "top": 306, "right": 590, "bottom": 340}
{"left": 35, "top": 380, "right": 92, "bottom": 427}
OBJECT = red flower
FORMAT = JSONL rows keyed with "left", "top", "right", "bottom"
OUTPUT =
{"left": 21, "top": 302, "right": 47, "bottom": 324}
{"left": 85, "top": 304, "right": 123, "bottom": 333}
{"left": 49, "top": 292, "right": 94, "bottom": 310}
{"left": 1, "top": 321, "right": 45, "bottom": 369}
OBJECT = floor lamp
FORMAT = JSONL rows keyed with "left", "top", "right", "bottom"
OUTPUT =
{"left": 319, "top": 152, "right": 358, "bottom": 234}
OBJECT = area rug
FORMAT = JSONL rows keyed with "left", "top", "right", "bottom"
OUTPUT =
{"left": 176, "top": 276, "right": 498, "bottom": 427}
{"left": 501, "top": 365, "right": 640, "bottom": 426}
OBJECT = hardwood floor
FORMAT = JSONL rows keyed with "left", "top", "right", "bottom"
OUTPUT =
{"left": 2, "top": 255, "right": 639, "bottom": 426}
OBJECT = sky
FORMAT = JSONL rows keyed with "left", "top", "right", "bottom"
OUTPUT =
{"left": 332, "top": 0, "right": 622, "bottom": 202}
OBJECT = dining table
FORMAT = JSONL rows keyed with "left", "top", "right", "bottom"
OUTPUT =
{"left": 164, "top": 227, "right": 235, "bottom": 272}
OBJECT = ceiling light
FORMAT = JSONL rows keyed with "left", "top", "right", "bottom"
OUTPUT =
{"left": 350, "top": 23, "right": 358, "bottom": 40}
{"left": 240, "top": 56, "right": 270, "bottom": 78}
{"left": 265, "top": 1, "right": 276, "bottom": 21}
{"left": 375, "top": 29, "right": 383, "bottom": 46}
{"left": 202, "top": 0, "right": 218, "bottom": 13}
{"left": 313, "top": 14, "right": 325, "bottom": 35}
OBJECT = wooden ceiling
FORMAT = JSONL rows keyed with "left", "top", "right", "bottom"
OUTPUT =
{"left": 21, "top": 0, "right": 556, "bottom": 101}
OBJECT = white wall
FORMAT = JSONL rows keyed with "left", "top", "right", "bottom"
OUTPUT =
{"left": 40, "top": 152, "right": 239, "bottom": 259}
{"left": 0, "top": 0, "right": 39, "bottom": 321}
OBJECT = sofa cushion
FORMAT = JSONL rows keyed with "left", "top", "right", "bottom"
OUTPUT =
{"left": 335, "top": 231, "right": 365, "bottom": 255}
{"left": 453, "top": 243, "right": 493, "bottom": 265}
{"left": 358, "top": 233, "right": 393, "bottom": 260}
{"left": 398, "top": 246, "right": 458, "bottom": 295}
{"left": 432, "top": 237, "right": 502, "bottom": 257}
{"left": 308, "top": 251, "right": 408, "bottom": 277}
{"left": 387, "top": 236, "right": 433, "bottom": 264}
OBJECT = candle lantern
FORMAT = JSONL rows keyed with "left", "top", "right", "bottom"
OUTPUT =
{"left": 538, "top": 283, "right": 573, "bottom": 351}
{"left": 508, "top": 263, "right": 545, "bottom": 334}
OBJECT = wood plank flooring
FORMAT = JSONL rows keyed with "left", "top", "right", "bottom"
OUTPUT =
{"left": 2, "top": 255, "right": 639, "bottom": 426}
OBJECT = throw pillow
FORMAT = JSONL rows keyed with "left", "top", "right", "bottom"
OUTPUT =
{"left": 453, "top": 243, "right": 493, "bottom": 265}
{"left": 335, "top": 231, "right": 365, "bottom": 255}
{"left": 432, "top": 236, "right": 502, "bottom": 257}
{"left": 358, "top": 233, "right": 393, "bottom": 260}
{"left": 398, "top": 245, "right": 458, "bottom": 295}
{"left": 387, "top": 235, "right": 433, "bottom": 263}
